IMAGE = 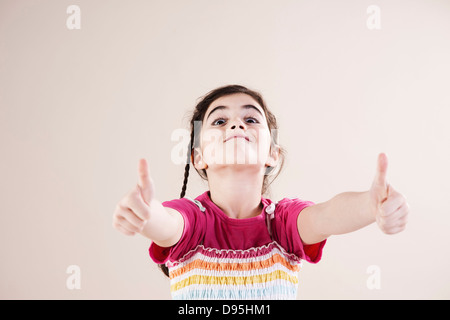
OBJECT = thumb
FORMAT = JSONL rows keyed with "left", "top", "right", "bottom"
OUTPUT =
{"left": 372, "top": 153, "right": 389, "bottom": 200}
{"left": 137, "top": 158, "right": 154, "bottom": 206}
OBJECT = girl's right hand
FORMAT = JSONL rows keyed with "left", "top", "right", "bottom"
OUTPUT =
{"left": 112, "top": 158, "right": 155, "bottom": 236}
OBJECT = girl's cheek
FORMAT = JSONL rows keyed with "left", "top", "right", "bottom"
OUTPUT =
{"left": 201, "top": 128, "right": 223, "bottom": 147}
{"left": 257, "top": 129, "right": 274, "bottom": 160}
{"left": 256, "top": 128, "right": 272, "bottom": 146}
{"left": 200, "top": 129, "right": 224, "bottom": 164}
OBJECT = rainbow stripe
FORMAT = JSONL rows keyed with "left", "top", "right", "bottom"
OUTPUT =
{"left": 167, "top": 242, "right": 301, "bottom": 300}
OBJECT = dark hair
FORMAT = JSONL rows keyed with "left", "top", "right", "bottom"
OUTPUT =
{"left": 158, "top": 84, "right": 286, "bottom": 277}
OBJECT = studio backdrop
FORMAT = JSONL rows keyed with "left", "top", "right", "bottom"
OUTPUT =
{"left": 0, "top": 0, "right": 449, "bottom": 299}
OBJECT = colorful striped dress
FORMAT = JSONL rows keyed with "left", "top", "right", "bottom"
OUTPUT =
{"left": 149, "top": 191, "right": 326, "bottom": 300}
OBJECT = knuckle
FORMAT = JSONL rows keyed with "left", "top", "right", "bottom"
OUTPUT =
{"left": 112, "top": 210, "right": 120, "bottom": 220}
{"left": 114, "top": 203, "right": 124, "bottom": 214}
{"left": 114, "top": 205, "right": 126, "bottom": 218}
{"left": 118, "top": 197, "right": 129, "bottom": 209}
{"left": 112, "top": 219, "right": 120, "bottom": 229}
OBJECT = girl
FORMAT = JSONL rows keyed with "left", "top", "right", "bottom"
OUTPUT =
{"left": 112, "top": 85, "right": 409, "bottom": 299}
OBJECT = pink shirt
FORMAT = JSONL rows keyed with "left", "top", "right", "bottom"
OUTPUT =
{"left": 150, "top": 191, "right": 326, "bottom": 263}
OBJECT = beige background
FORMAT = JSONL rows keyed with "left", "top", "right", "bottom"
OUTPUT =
{"left": 1, "top": 0, "right": 449, "bottom": 299}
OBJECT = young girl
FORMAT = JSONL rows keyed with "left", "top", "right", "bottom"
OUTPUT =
{"left": 112, "top": 85, "right": 409, "bottom": 300}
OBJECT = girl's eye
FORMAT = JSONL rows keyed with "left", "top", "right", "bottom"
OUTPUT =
{"left": 212, "top": 118, "right": 226, "bottom": 126}
{"left": 212, "top": 117, "right": 259, "bottom": 126}
{"left": 245, "top": 117, "right": 259, "bottom": 124}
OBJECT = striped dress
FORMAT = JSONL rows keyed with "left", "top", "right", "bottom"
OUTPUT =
{"left": 149, "top": 191, "right": 326, "bottom": 300}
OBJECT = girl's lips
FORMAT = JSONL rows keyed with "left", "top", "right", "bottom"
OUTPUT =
{"left": 224, "top": 135, "right": 250, "bottom": 142}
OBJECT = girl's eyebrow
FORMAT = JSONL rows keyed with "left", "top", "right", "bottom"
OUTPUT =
{"left": 205, "top": 104, "right": 263, "bottom": 122}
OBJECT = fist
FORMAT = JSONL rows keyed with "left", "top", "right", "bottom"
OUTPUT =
{"left": 369, "top": 153, "right": 410, "bottom": 234}
{"left": 112, "top": 158, "right": 155, "bottom": 236}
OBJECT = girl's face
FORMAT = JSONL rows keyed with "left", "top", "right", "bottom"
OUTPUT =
{"left": 193, "top": 93, "right": 279, "bottom": 171}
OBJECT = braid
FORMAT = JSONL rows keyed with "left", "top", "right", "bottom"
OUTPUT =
{"left": 180, "top": 128, "right": 194, "bottom": 198}
{"left": 158, "top": 129, "right": 193, "bottom": 278}
{"left": 158, "top": 264, "right": 170, "bottom": 277}
{"left": 179, "top": 163, "right": 190, "bottom": 198}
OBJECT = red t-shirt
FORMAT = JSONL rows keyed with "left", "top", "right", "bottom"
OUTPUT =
{"left": 149, "top": 191, "right": 326, "bottom": 265}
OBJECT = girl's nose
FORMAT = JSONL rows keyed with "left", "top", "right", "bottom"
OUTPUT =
{"left": 230, "top": 124, "right": 245, "bottom": 130}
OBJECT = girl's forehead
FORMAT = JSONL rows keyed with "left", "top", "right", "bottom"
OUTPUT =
{"left": 209, "top": 93, "right": 260, "bottom": 109}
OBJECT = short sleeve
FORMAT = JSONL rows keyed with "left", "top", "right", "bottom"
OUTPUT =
{"left": 149, "top": 198, "right": 206, "bottom": 265}
{"left": 271, "top": 198, "right": 326, "bottom": 263}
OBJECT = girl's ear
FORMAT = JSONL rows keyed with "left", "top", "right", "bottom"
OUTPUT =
{"left": 265, "top": 144, "right": 280, "bottom": 168}
{"left": 192, "top": 147, "right": 208, "bottom": 170}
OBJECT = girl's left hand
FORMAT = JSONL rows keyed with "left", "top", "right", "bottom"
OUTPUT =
{"left": 369, "top": 153, "right": 410, "bottom": 234}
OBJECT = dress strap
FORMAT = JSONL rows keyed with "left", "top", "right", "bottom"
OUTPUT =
{"left": 183, "top": 196, "right": 206, "bottom": 212}
{"left": 265, "top": 202, "right": 277, "bottom": 238}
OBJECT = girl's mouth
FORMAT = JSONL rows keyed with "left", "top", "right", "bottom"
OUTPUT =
{"left": 224, "top": 135, "right": 250, "bottom": 142}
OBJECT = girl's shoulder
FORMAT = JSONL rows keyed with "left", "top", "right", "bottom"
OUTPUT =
{"left": 273, "top": 196, "right": 316, "bottom": 213}
{"left": 182, "top": 196, "right": 207, "bottom": 212}
{"left": 161, "top": 195, "right": 207, "bottom": 221}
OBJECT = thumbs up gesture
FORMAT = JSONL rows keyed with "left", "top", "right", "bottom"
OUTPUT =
{"left": 112, "top": 159, "right": 154, "bottom": 236}
{"left": 369, "top": 153, "right": 410, "bottom": 234}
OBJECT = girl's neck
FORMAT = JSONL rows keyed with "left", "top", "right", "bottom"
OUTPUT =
{"left": 206, "top": 166, "right": 265, "bottom": 219}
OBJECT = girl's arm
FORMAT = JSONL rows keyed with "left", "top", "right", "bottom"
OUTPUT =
{"left": 113, "top": 159, "right": 184, "bottom": 247}
{"left": 297, "top": 154, "right": 410, "bottom": 245}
